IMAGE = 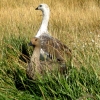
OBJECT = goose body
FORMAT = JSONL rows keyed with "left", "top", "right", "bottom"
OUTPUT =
{"left": 35, "top": 4, "right": 72, "bottom": 62}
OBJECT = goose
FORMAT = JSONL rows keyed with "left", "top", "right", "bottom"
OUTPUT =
{"left": 26, "top": 37, "right": 67, "bottom": 79}
{"left": 26, "top": 37, "right": 43, "bottom": 79}
{"left": 35, "top": 3, "right": 72, "bottom": 62}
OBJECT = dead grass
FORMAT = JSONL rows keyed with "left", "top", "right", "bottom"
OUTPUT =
{"left": 0, "top": 0, "right": 100, "bottom": 68}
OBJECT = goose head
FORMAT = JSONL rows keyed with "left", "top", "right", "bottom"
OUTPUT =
{"left": 35, "top": 3, "right": 50, "bottom": 15}
{"left": 29, "top": 37, "right": 41, "bottom": 47}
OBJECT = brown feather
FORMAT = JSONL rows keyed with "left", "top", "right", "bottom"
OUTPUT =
{"left": 39, "top": 33, "right": 72, "bottom": 61}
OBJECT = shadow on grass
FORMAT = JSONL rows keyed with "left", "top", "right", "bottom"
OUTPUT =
{"left": 19, "top": 42, "right": 30, "bottom": 63}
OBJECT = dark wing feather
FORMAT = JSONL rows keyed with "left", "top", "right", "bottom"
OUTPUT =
{"left": 39, "top": 33, "right": 72, "bottom": 61}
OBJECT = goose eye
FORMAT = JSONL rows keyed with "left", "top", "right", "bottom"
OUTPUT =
{"left": 35, "top": 38, "right": 37, "bottom": 41}
{"left": 40, "top": 5, "right": 42, "bottom": 7}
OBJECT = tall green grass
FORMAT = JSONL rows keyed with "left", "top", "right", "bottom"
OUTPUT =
{"left": 0, "top": 0, "right": 100, "bottom": 99}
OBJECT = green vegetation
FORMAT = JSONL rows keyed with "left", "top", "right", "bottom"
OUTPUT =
{"left": 0, "top": 0, "right": 100, "bottom": 99}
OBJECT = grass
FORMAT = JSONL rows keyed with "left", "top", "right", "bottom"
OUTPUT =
{"left": 0, "top": 0, "right": 100, "bottom": 99}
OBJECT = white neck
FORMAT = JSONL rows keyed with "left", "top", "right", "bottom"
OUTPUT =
{"left": 36, "top": 10, "right": 50, "bottom": 37}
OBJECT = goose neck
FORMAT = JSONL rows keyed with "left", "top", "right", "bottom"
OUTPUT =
{"left": 31, "top": 46, "right": 40, "bottom": 63}
{"left": 36, "top": 10, "right": 50, "bottom": 37}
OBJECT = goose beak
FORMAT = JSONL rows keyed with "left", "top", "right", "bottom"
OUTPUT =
{"left": 35, "top": 7, "right": 38, "bottom": 10}
{"left": 28, "top": 42, "right": 33, "bottom": 46}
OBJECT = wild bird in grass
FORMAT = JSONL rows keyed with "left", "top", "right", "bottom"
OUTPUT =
{"left": 26, "top": 37, "right": 42, "bottom": 79}
{"left": 35, "top": 3, "right": 72, "bottom": 62}
{"left": 26, "top": 37, "right": 67, "bottom": 80}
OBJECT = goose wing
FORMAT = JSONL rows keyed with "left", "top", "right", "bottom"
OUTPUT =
{"left": 39, "top": 33, "right": 72, "bottom": 61}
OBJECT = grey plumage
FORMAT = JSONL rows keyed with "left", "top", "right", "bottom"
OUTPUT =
{"left": 39, "top": 33, "right": 72, "bottom": 61}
